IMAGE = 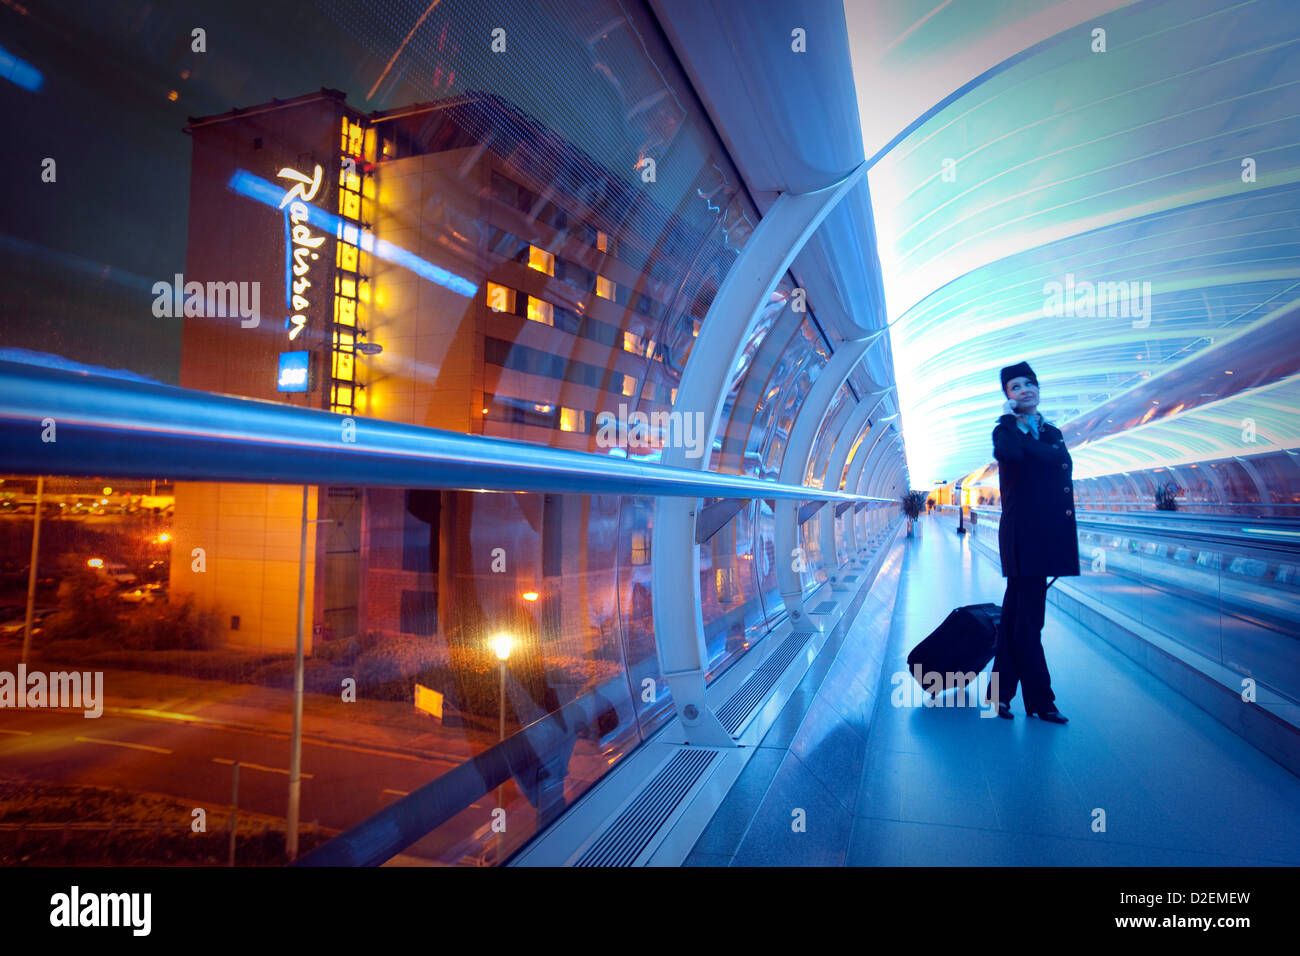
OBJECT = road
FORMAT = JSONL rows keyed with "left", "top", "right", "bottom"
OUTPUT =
{"left": 0, "top": 706, "right": 504, "bottom": 863}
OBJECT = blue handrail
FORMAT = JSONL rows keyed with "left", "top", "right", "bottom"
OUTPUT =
{"left": 0, "top": 360, "right": 893, "bottom": 503}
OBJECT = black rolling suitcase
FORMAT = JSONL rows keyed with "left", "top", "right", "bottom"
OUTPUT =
{"left": 906, "top": 603, "right": 1001, "bottom": 695}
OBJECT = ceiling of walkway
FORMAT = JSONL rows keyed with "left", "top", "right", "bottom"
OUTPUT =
{"left": 852, "top": 0, "right": 1300, "bottom": 485}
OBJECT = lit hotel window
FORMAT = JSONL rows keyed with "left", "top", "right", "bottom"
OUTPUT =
{"left": 622, "top": 331, "right": 654, "bottom": 356}
{"left": 337, "top": 242, "right": 358, "bottom": 272}
{"left": 486, "top": 282, "right": 516, "bottom": 313}
{"left": 630, "top": 530, "right": 649, "bottom": 565}
{"left": 341, "top": 190, "right": 361, "bottom": 220}
{"left": 335, "top": 297, "right": 356, "bottom": 326}
{"left": 596, "top": 275, "right": 615, "bottom": 300}
{"left": 527, "top": 296, "right": 554, "bottom": 326}
{"left": 528, "top": 245, "right": 555, "bottom": 276}
{"left": 596, "top": 230, "right": 615, "bottom": 255}
{"left": 622, "top": 374, "right": 636, "bottom": 396}
{"left": 671, "top": 387, "right": 678, "bottom": 404}
{"left": 559, "top": 407, "right": 586, "bottom": 433}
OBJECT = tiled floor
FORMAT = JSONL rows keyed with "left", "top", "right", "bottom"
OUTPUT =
{"left": 846, "top": 513, "right": 1300, "bottom": 866}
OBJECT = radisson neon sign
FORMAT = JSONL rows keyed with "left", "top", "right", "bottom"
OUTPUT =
{"left": 277, "top": 164, "right": 325, "bottom": 342}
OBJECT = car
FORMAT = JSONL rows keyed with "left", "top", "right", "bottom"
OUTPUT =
{"left": 119, "top": 583, "right": 164, "bottom": 604}
{"left": 0, "top": 614, "right": 47, "bottom": 639}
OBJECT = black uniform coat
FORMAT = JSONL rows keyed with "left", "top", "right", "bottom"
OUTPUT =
{"left": 992, "top": 413, "right": 1081, "bottom": 577}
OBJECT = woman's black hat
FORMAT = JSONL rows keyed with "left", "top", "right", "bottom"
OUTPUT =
{"left": 1000, "top": 361, "right": 1038, "bottom": 391}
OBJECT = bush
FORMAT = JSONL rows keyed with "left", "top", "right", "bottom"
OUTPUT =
{"left": 39, "top": 567, "right": 123, "bottom": 644}
{"left": 250, "top": 657, "right": 346, "bottom": 695}
{"left": 122, "top": 594, "right": 223, "bottom": 651}
{"left": 37, "top": 645, "right": 289, "bottom": 684}
{"left": 315, "top": 636, "right": 360, "bottom": 665}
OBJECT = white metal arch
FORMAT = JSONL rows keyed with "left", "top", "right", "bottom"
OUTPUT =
{"left": 818, "top": 389, "right": 891, "bottom": 584}
{"left": 649, "top": 162, "right": 868, "bottom": 745}
{"left": 773, "top": 337, "right": 874, "bottom": 628}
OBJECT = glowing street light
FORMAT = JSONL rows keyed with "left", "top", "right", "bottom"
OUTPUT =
{"left": 87, "top": 558, "right": 104, "bottom": 569}
{"left": 521, "top": 591, "right": 539, "bottom": 602}
{"left": 490, "top": 631, "right": 514, "bottom": 864}
{"left": 156, "top": 533, "right": 171, "bottom": 544}
{"left": 491, "top": 633, "right": 514, "bottom": 660}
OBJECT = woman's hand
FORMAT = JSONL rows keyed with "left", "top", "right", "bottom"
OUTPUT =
{"left": 1002, "top": 398, "right": 1019, "bottom": 416}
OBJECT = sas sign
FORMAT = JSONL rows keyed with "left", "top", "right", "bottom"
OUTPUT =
{"left": 278, "top": 351, "right": 311, "bottom": 392}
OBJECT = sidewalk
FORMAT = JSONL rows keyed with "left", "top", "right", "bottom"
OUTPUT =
{"left": 847, "top": 512, "right": 1300, "bottom": 866}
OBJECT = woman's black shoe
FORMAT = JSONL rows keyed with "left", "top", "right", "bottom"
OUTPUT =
{"left": 1029, "top": 709, "right": 1069, "bottom": 724}
{"left": 997, "top": 702, "right": 1013, "bottom": 719}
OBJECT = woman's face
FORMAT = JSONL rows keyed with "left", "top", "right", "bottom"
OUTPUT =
{"left": 1005, "top": 375, "right": 1039, "bottom": 413}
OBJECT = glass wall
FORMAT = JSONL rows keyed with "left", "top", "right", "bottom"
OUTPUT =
{"left": 968, "top": 506, "right": 1300, "bottom": 707}
{"left": 1069, "top": 451, "right": 1300, "bottom": 516}
{"left": 0, "top": 0, "right": 897, "bottom": 867}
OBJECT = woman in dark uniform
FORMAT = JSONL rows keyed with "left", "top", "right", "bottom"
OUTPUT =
{"left": 988, "top": 362, "right": 1079, "bottom": 723}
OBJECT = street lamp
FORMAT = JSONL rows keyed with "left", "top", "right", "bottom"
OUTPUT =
{"left": 490, "top": 633, "right": 513, "bottom": 865}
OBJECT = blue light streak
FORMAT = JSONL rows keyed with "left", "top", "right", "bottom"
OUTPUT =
{"left": 0, "top": 44, "right": 43, "bottom": 92}
{"left": 227, "top": 169, "right": 478, "bottom": 298}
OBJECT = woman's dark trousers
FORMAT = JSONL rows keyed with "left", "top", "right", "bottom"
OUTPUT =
{"left": 989, "top": 575, "right": 1055, "bottom": 712}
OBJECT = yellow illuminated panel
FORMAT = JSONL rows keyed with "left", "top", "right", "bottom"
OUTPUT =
{"left": 486, "top": 282, "right": 516, "bottom": 313}
{"left": 559, "top": 407, "right": 585, "bottom": 432}
{"left": 596, "top": 230, "right": 609, "bottom": 253}
{"left": 622, "top": 374, "right": 636, "bottom": 396}
{"left": 363, "top": 127, "right": 377, "bottom": 162}
{"left": 596, "top": 275, "right": 614, "bottom": 300}
{"left": 527, "top": 297, "right": 554, "bottom": 326}
{"left": 333, "top": 350, "right": 354, "bottom": 381}
{"left": 528, "top": 245, "right": 555, "bottom": 276}
{"left": 330, "top": 121, "right": 368, "bottom": 417}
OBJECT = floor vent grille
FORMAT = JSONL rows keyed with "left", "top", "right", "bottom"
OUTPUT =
{"left": 575, "top": 749, "right": 719, "bottom": 867}
{"left": 716, "top": 630, "right": 811, "bottom": 734}
{"left": 810, "top": 601, "right": 838, "bottom": 614}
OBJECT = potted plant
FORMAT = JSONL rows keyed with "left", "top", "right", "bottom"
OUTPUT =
{"left": 899, "top": 490, "right": 927, "bottom": 536}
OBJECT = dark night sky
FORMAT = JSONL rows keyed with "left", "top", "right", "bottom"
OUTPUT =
{"left": 0, "top": 0, "right": 428, "bottom": 384}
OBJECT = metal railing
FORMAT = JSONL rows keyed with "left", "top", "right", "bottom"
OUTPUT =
{"left": 0, "top": 360, "right": 892, "bottom": 504}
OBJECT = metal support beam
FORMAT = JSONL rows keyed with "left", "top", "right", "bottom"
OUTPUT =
{"left": 774, "top": 337, "right": 873, "bottom": 629}
{"left": 861, "top": 432, "right": 905, "bottom": 543}
{"left": 819, "top": 389, "right": 890, "bottom": 581}
{"left": 696, "top": 498, "right": 749, "bottom": 545}
{"left": 846, "top": 424, "right": 899, "bottom": 555}
{"left": 650, "top": 162, "right": 868, "bottom": 746}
